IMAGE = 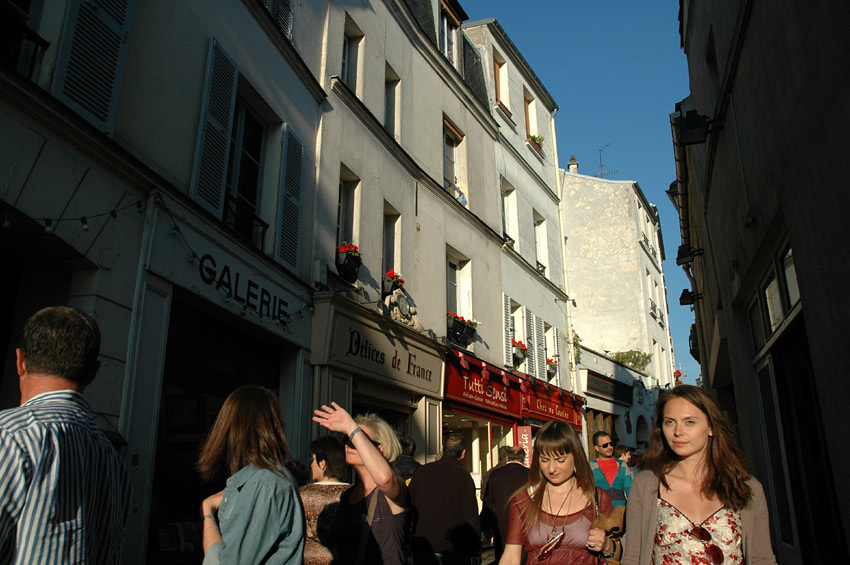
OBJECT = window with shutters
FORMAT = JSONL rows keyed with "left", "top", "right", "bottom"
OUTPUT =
{"left": 190, "top": 40, "right": 304, "bottom": 269}
{"left": 51, "top": 0, "right": 136, "bottom": 135}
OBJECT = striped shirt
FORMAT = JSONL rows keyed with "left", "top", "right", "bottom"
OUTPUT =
{"left": 0, "top": 390, "right": 132, "bottom": 564}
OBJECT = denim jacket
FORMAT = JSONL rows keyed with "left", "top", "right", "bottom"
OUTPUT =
{"left": 204, "top": 465, "right": 305, "bottom": 565}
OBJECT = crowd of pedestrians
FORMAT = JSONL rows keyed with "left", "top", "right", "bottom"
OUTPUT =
{"left": 0, "top": 306, "right": 777, "bottom": 564}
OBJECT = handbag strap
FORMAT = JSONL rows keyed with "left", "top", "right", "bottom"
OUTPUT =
{"left": 355, "top": 489, "right": 380, "bottom": 565}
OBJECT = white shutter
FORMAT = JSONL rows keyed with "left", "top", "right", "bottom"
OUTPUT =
{"left": 276, "top": 126, "right": 303, "bottom": 269}
{"left": 503, "top": 294, "right": 512, "bottom": 365}
{"left": 524, "top": 306, "right": 536, "bottom": 378}
{"left": 190, "top": 39, "right": 238, "bottom": 217}
{"left": 52, "top": 0, "right": 136, "bottom": 135}
{"left": 263, "top": 0, "right": 293, "bottom": 38}
{"left": 554, "top": 328, "right": 563, "bottom": 388}
{"left": 535, "top": 316, "right": 546, "bottom": 380}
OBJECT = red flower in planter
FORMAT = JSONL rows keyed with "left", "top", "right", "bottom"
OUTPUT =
{"left": 512, "top": 338, "right": 528, "bottom": 354}
{"left": 338, "top": 242, "right": 360, "bottom": 257}
{"left": 447, "top": 311, "right": 479, "bottom": 329}
{"left": 384, "top": 270, "right": 405, "bottom": 289}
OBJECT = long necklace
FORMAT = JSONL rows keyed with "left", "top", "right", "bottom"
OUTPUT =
{"left": 545, "top": 478, "right": 575, "bottom": 541}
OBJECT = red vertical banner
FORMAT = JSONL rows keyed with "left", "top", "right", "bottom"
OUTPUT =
{"left": 517, "top": 425, "right": 533, "bottom": 468}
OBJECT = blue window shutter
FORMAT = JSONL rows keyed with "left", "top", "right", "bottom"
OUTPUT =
{"left": 52, "top": 0, "right": 136, "bottom": 135}
{"left": 262, "top": 0, "right": 293, "bottom": 38}
{"left": 190, "top": 39, "right": 238, "bottom": 218}
{"left": 276, "top": 127, "right": 303, "bottom": 269}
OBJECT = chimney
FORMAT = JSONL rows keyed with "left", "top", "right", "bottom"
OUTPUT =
{"left": 567, "top": 155, "right": 579, "bottom": 173}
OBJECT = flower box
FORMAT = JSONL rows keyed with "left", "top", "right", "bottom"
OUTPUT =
{"left": 446, "top": 312, "right": 479, "bottom": 347}
{"left": 335, "top": 245, "right": 361, "bottom": 284}
{"left": 382, "top": 270, "right": 405, "bottom": 296}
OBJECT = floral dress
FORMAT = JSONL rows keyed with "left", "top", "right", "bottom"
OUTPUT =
{"left": 299, "top": 481, "right": 349, "bottom": 564}
{"left": 653, "top": 498, "right": 744, "bottom": 564}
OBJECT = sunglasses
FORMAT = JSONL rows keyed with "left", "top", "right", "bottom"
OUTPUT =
{"left": 597, "top": 442, "right": 613, "bottom": 448}
{"left": 688, "top": 526, "right": 724, "bottom": 564}
{"left": 344, "top": 435, "right": 381, "bottom": 449}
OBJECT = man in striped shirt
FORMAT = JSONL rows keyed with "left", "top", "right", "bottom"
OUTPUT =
{"left": 0, "top": 306, "right": 132, "bottom": 564}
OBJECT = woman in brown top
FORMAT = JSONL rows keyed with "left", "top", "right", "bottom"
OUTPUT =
{"left": 300, "top": 435, "right": 350, "bottom": 564}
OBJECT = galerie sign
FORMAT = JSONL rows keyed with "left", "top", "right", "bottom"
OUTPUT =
{"left": 331, "top": 315, "right": 442, "bottom": 396}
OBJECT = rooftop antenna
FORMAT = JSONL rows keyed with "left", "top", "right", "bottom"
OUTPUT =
{"left": 596, "top": 143, "right": 618, "bottom": 178}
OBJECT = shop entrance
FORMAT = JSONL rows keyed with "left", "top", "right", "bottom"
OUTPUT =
{"left": 145, "top": 291, "right": 293, "bottom": 564}
{"left": 442, "top": 408, "right": 512, "bottom": 495}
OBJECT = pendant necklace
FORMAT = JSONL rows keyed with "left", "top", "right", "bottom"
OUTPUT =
{"left": 544, "top": 478, "right": 575, "bottom": 547}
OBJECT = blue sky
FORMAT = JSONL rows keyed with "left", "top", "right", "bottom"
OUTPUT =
{"left": 459, "top": 1, "right": 699, "bottom": 382}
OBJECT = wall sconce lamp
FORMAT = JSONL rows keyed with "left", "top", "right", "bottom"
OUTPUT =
{"left": 679, "top": 289, "right": 703, "bottom": 306}
{"left": 666, "top": 181, "right": 680, "bottom": 210}
{"left": 676, "top": 245, "right": 705, "bottom": 266}
{"left": 673, "top": 110, "right": 717, "bottom": 146}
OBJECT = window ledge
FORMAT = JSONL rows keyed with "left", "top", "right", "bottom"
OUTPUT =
{"left": 495, "top": 101, "right": 515, "bottom": 126}
{"left": 526, "top": 139, "right": 545, "bottom": 161}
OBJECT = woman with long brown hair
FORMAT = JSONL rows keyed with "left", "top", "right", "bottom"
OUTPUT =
{"left": 197, "top": 385, "right": 305, "bottom": 564}
{"left": 622, "top": 385, "right": 775, "bottom": 564}
{"left": 500, "top": 420, "right": 621, "bottom": 564}
{"left": 313, "top": 402, "right": 411, "bottom": 564}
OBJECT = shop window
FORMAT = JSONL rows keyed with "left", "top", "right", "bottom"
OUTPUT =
{"left": 337, "top": 165, "right": 359, "bottom": 246}
{"left": 383, "top": 202, "right": 400, "bottom": 276}
{"left": 342, "top": 14, "right": 363, "bottom": 94}
{"left": 149, "top": 295, "right": 286, "bottom": 563}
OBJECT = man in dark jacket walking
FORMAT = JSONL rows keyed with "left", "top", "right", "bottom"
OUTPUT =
{"left": 409, "top": 433, "right": 481, "bottom": 565}
{"left": 482, "top": 446, "right": 527, "bottom": 563}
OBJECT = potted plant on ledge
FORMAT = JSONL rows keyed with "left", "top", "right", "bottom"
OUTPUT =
{"left": 546, "top": 358, "right": 558, "bottom": 377}
{"left": 336, "top": 243, "right": 361, "bottom": 283}
{"left": 447, "top": 312, "right": 479, "bottom": 347}
{"left": 527, "top": 134, "right": 544, "bottom": 152}
{"left": 512, "top": 338, "right": 528, "bottom": 364}
{"left": 383, "top": 270, "right": 405, "bottom": 296}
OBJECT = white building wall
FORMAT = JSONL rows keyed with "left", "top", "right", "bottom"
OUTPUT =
{"left": 561, "top": 168, "right": 674, "bottom": 389}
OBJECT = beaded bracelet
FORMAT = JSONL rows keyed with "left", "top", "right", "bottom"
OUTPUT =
{"left": 602, "top": 538, "right": 617, "bottom": 559}
{"left": 349, "top": 427, "right": 364, "bottom": 441}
